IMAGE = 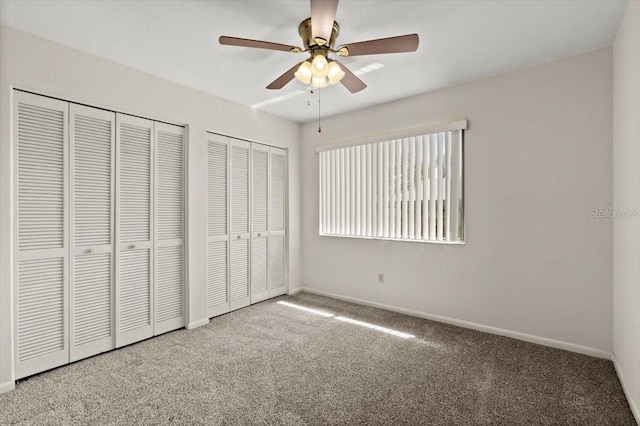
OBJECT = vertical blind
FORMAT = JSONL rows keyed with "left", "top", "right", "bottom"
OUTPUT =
{"left": 318, "top": 123, "right": 465, "bottom": 243}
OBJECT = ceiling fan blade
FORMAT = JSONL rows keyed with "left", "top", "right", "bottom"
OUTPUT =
{"left": 266, "top": 62, "right": 304, "bottom": 90}
{"left": 338, "top": 34, "right": 419, "bottom": 57}
{"left": 310, "top": 0, "right": 339, "bottom": 45}
{"left": 219, "top": 36, "right": 300, "bottom": 53}
{"left": 334, "top": 61, "right": 367, "bottom": 93}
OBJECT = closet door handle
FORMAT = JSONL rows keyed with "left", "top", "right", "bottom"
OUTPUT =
{"left": 237, "top": 235, "right": 242, "bottom": 239}
{"left": 128, "top": 244, "right": 136, "bottom": 249}
{"left": 85, "top": 249, "right": 94, "bottom": 254}
{"left": 257, "top": 233, "right": 261, "bottom": 237}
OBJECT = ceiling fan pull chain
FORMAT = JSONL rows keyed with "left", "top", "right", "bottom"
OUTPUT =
{"left": 318, "top": 86, "right": 322, "bottom": 133}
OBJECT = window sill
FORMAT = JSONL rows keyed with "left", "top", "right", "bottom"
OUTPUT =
{"left": 319, "top": 233, "right": 466, "bottom": 245}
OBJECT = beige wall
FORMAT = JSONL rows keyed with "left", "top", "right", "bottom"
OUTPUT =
{"left": 613, "top": 0, "right": 640, "bottom": 420}
{"left": 0, "top": 24, "right": 302, "bottom": 391}
{"left": 301, "top": 48, "right": 613, "bottom": 356}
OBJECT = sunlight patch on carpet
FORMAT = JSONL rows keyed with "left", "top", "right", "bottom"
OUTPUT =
{"left": 276, "top": 301, "right": 335, "bottom": 317}
{"left": 335, "top": 316, "right": 415, "bottom": 339}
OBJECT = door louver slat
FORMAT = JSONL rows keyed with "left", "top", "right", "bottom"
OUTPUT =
{"left": 270, "top": 234, "right": 285, "bottom": 290}
{"left": 156, "top": 246, "right": 183, "bottom": 322}
{"left": 73, "top": 254, "right": 111, "bottom": 346}
{"left": 252, "top": 237, "right": 268, "bottom": 295}
{"left": 270, "top": 152, "right": 285, "bottom": 232}
{"left": 73, "top": 114, "right": 112, "bottom": 246}
{"left": 18, "top": 103, "right": 65, "bottom": 250}
{"left": 208, "top": 240, "right": 228, "bottom": 308}
{"left": 231, "top": 145, "right": 249, "bottom": 235}
{"left": 119, "top": 123, "right": 150, "bottom": 243}
{"left": 119, "top": 249, "right": 151, "bottom": 333}
{"left": 208, "top": 141, "right": 228, "bottom": 236}
{"left": 230, "top": 239, "right": 249, "bottom": 301}
{"left": 252, "top": 150, "right": 268, "bottom": 233}
{"left": 18, "top": 258, "right": 65, "bottom": 362}
{"left": 157, "top": 130, "right": 183, "bottom": 240}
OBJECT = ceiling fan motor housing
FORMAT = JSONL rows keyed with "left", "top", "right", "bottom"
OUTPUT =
{"left": 298, "top": 17, "right": 340, "bottom": 50}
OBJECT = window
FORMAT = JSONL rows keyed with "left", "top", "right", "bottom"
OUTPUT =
{"left": 317, "top": 121, "right": 466, "bottom": 243}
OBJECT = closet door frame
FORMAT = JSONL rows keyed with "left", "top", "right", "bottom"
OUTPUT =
{"left": 13, "top": 91, "right": 70, "bottom": 379}
{"left": 69, "top": 104, "right": 116, "bottom": 362}
{"left": 205, "top": 133, "right": 290, "bottom": 317}
{"left": 9, "top": 88, "right": 190, "bottom": 385}
{"left": 115, "top": 113, "right": 155, "bottom": 348}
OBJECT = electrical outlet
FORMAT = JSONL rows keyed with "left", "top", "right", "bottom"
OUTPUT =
{"left": 378, "top": 272, "right": 384, "bottom": 284}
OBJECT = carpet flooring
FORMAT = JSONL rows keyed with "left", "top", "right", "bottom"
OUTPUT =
{"left": 0, "top": 292, "right": 636, "bottom": 425}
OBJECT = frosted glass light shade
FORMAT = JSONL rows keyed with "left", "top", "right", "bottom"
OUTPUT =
{"left": 312, "top": 76, "right": 327, "bottom": 88}
{"left": 311, "top": 55, "right": 329, "bottom": 78}
{"left": 327, "top": 61, "right": 345, "bottom": 85}
{"left": 294, "top": 61, "right": 312, "bottom": 85}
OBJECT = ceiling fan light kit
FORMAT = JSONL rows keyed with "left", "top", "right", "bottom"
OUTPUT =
{"left": 297, "top": 50, "right": 343, "bottom": 88}
{"left": 311, "top": 76, "right": 327, "bottom": 89}
{"left": 294, "top": 61, "right": 313, "bottom": 85}
{"left": 219, "top": 0, "right": 419, "bottom": 94}
{"left": 311, "top": 54, "right": 328, "bottom": 78}
{"left": 327, "top": 61, "right": 345, "bottom": 85}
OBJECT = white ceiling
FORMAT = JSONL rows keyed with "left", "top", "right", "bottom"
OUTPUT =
{"left": 0, "top": 0, "right": 628, "bottom": 123}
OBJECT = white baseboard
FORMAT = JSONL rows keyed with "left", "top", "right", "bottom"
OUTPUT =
{"left": 613, "top": 355, "right": 640, "bottom": 424}
{"left": 288, "top": 287, "right": 302, "bottom": 295}
{"left": 186, "top": 318, "right": 209, "bottom": 330}
{"left": 1, "top": 380, "right": 15, "bottom": 394}
{"left": 299, "top": 287, "right": 612, "bottom": 360}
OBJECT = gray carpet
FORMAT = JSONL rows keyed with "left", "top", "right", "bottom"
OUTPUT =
{"left": 0, "top": 292, "right": 636, "bottom": 425}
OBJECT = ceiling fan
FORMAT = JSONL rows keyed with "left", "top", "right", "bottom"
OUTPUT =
{"left": 219, "top": 0, "right": 419, "bottom": 94}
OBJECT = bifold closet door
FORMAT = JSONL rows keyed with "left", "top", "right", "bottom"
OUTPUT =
{"left": 251, "top": 144, "right": 269, "bottom": 304}
{"left": 229, "top": 138, "right": 251, "bottom": 311}
{"left": 115, "top": 114, "right": 154, "bottom": 348}
{"left": 14, "top": 91, "right": 69, "bottom": 379}
{"left": 154, "top": 122, "right": 185, "bottom": 335}
{"left": 69, "top": 104, "right": 115, "bottom": 362}
{"left": 207, "top": 134, "right": 230, "bottom": 317}
{"left": 269, "top": 147, "right": 287, "bottom": 298}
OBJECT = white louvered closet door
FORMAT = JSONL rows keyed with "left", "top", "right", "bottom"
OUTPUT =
{"left": 207, "top": 134, "right": 230, "bottom": 317}
{"left": 251, "top": 143, "right": 269, "bottom": 304}
{"left": 115, "top": 114, "right": 154, "bottom": 348}
{"left": 269, "top": 147, "right": 287, "bottom": 298}
{"left": 229, "top": 138, "right": 251, "bottom": 311}
{"left": 14, "top": 92, "right": 69, "bottom": 379}
{"left": 154, "top": 123, "right": 185, "bottom": 335}
{"left": 69, "top": 104, "right": 115, "bottom": 362}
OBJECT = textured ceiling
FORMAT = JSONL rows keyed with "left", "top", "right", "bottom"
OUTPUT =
{"left": 0, "top": 0, "right": 629, "bottom": 122}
